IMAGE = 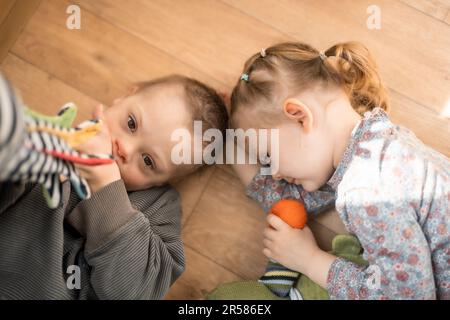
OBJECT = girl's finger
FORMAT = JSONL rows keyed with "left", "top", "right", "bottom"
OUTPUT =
{"left": 267, "top": 214, "right": 288, "bottom": 231}
{"left": 263, "top": 238, "right": 272, "bottom": 248}
{"left": 263, "top": 227, "right": 276, "bottom": 240}
{"left": 262, "top": 248, "right": 272, "bottom": 259}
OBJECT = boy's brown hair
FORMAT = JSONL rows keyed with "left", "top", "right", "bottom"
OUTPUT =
{"left": 136, "top": 75, "right": 228, "bottom": 168}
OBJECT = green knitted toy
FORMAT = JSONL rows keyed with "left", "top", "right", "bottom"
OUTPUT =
{"left": 206, "top": 234, "right": 368, "bottom": 300}
{"left": 24, "top": 102, "right": 77, "bottom": 129}
{"left": 0, "top": 74, "right": 114, "bottom": 208}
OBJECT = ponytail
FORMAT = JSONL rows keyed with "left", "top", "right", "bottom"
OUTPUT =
{"left": 322, "top": 42, "right": 389, "bottom": 114}
{"left": 231, "top": 41, "right": 389, "bottom": 124}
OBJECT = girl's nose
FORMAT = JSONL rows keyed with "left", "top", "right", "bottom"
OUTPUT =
{"left": 273, "top": 173, "right": 283, "bottom": 180}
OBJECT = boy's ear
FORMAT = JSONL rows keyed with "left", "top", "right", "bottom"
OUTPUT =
{"left": 282, "top": 98, "right": 313, "bottom": 133}
{"left": 127, "top": 85, "right": 140, "bottom": 96}
{"left": 113, "top": 85, "right": 140, "bottom": 105}
{"left": 113, "top": 97, "right": 124, "bottom": 105}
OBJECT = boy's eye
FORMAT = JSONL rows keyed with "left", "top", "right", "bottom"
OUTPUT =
{"left": 127, "top": 115, "right": 137, "bottom": 132}
{"left": 142, "top": 153, "right": 155, "bottom": 169}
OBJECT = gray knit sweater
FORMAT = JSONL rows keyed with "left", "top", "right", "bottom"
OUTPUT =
{"left": 0, "top": 78, "right": 184, "bottom": 300}
{"left": 0, "top": 179, "right": 185, "bottom": 299}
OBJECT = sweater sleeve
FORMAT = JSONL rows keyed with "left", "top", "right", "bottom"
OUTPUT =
{"left": 245, "top": 171, "right": 336, "bottom": 215}
{"left": 0, "top": 74, "right": 25, "bottom": 178}
{"left": 326, "top": 187, "right": 437, "bottom": 300}
{"left": 66, "top": 179, "right": 185, "bottom": 299}
{"left": 0, "top": 182, "right": 34, "bottom": 216}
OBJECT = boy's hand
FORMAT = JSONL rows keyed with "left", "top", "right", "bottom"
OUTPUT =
{"left": 74, "top": 104, "right": 121, "bottom": 193}
{"left": 262, "top": 214, "right": 322, "bottom": 275}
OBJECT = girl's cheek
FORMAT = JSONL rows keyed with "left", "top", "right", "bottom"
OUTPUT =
{"left": 281, "top": 150, "right": 296, "bottom": 171}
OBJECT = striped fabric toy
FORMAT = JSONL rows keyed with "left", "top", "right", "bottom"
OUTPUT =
{"left": 0, "top": 73, "right": 114, "bottom": 208}
{"left": 259, "top": 260, "right": 302, "bottom": 300}
{"left": 258, "top": 199, "right": 308, "bottom": 300}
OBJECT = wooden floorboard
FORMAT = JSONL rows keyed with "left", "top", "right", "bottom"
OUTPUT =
{"left": 1, "top": 0, "right": 448, "bottom": 299}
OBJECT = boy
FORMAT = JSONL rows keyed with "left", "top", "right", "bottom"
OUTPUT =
{"left": 0, "top": 74, "right": 228, "bottom": 299}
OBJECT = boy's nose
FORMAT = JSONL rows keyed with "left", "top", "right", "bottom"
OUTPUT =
{"left": 114, "top": 139, "right": 129, "bottom": 162}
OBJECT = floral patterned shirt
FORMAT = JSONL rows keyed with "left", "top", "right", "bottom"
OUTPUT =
{"left": 246, "top": 108, "right": 450, "bottom": 299}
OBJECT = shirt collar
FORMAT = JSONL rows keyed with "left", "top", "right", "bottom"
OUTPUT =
{"left": 327, "top": 107, "right": 389, "bottom": 190}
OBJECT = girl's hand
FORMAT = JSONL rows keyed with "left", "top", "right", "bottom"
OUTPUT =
{"left": 74, "top": 104, "right": 121, "bottom": 193}
{"left": 262, "top": 214, "right": 321, "bottom": 275}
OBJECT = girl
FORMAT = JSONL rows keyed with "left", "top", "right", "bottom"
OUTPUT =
{"left": 230, "top": 42, "right": 449, "bottom": 299}
{"left": 0, "top": 74, "right": 228, "bottom": 299}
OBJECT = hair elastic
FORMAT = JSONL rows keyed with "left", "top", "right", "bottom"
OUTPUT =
{"left": 319, "top": 50, "right": 327, "bottom": 61}
{"left": 240, "top": 73, "right": 249, "bottom": 82}
{"left": 260, "top": 48, "right": 267, "bottom": 58}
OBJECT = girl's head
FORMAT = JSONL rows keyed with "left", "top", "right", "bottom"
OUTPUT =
{"left": 231, "top": 42, "right": 389, "bottom": 191}
{"left": 105, "top": 75, "right": 228, "bottom": 190}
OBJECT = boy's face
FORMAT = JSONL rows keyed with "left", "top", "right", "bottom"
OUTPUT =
{"left": 104, "top": 84, "right": 190, "bottom": 190}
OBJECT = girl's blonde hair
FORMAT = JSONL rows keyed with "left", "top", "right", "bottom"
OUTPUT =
{"left": 230, "top": 41, "right": 389, "bottom": 125}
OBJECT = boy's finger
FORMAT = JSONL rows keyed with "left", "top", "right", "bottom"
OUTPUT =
{"left": 73, "top": 167, "right": 88, "bottom": 178}
{"left": 92, "top": 104, "right": 104, "bottom": 119}
{"left": 74, "top": 163, "right": 91, "bottom": 175}
{"left": 267, "top": 214, "right": 288, "bottom": 231}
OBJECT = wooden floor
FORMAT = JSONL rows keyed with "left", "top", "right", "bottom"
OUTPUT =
{"left": 1, "top": 0, "right": 449, "bottom": 299}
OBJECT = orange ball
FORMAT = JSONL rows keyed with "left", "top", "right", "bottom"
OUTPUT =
{"left": 270, "top": 199, "right": 308, "bottom": 229}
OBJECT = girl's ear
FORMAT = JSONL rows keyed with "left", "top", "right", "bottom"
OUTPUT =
{"left": 282, "top": 98, "right": 314, "bottom": 133}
